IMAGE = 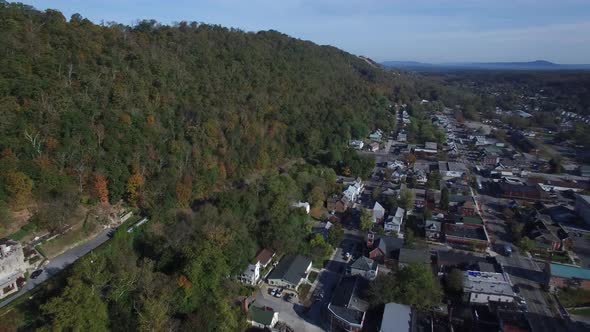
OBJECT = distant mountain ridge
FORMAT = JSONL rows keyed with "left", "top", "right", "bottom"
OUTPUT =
{"left": 381, "top": 60, "right": 590, "bottom": 71}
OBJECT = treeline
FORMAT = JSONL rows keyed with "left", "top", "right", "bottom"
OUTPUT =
{"left": 0, "top": 2, "right": 400, "bottom": 226}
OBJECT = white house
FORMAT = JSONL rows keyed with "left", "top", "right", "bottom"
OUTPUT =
{"left": 343, "top": 179, "right": 364, "bottom": 202}
{"left": 349, "top": 140, "right": 365, "bottom": 150}
{"left": 239, "top": 262, "right": 261, "bottom": 286}
{"left": 415, "top": 171, "right": 427, "bottom": 185}
{"left": 387, "top": 160, "right": 405, "bottom": 170}
{"left": 373, "top": 202, "right": 386, "bottom": 223}
{"left": 291, "top": 201, "right": 311, "bottom": 214}
{"left": 343, "top": 186, "right": 358, "bottom": 203}
{"left": 384, "top": 207, "right": 405, "bottom": 236}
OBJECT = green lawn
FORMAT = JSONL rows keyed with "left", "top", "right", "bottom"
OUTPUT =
{"left": 9, "top": 223, "right": 37, "bottom": 241}
{"left": 37, "top": 223, "right": 98, "bottom": 258}
{"left": 297, "top": 283, "right": 311, "bottom": 300}
{"left": 307, "top": 271, "right": 318, "bottom": 284}
{"left": 570, "top": 307, "right": 590, "bottom": 317}
{"left": 558, "top": 288, "right": 590, "bottom": 308}
{"left": 533, "top": 251, "right": 571, "bottom": 264}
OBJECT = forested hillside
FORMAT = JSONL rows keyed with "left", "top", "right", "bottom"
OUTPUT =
{"left": 0, "top": 3, "right": 483, "bottom": 331}
{"left": 0, "top": 2, "right": 399, "bottom": 225}
{"left": 0, "top": 2, "right": 402, "bottom": 330}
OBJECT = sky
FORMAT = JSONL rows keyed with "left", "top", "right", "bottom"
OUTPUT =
{"left": 17, "top": 0, "right": 590, "bottom": 64}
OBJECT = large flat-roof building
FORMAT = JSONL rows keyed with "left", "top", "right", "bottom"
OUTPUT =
{"left": 379, "top": 302, "right": 413, "bottom": 332}
{"left": 463, "top": 271, "right": 516, "bottom": 304}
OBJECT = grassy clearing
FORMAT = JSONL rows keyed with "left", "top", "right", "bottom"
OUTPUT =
{"left": 297, "top": 283, "right": 311, "bottom": 300}
{"left": 570, "top": 307, "right": 590, "bottom": 317}
{"left": 37, "top": 222, "right": 99, "bottom": 258}
{"left": 9, "top": 223, "right": 37, "bottom": 241}
{"left": 533, "top": 251, "right": 571, "bottom": 264}
{"left": 558, "top": 288, "right": 590, "bottom": 308}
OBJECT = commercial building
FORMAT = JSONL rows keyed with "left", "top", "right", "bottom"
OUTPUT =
{"left": 463, "top": 271, "right": 516, "bottom": 304}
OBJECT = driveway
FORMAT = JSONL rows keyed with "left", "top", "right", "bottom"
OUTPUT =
{"left": 254, "top": 285, "right": 323, "bottom": 332}
{"left": 0, "top": 227, "right": 112, "bottom": 308}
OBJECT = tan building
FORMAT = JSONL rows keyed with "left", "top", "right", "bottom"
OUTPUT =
{"left": 0, "top": 240, "right": 28, "bottom": 299}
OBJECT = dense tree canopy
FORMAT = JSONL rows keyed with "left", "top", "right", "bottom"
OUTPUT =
{"left": 0, "top": 2, "right": 400, "bottom": 217}
{"left": 368, "top": 263, "right": 442, "bottom": 309}
{"left": 0, "top": 3, "right": 470, "bottom": 330}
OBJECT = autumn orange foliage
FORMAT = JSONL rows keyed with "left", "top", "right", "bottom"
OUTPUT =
{"left": 94, "top": 174, "right": 109, "bottom": 205}
{"left": 127, "top": 172, "right": 145, "bottom": 205}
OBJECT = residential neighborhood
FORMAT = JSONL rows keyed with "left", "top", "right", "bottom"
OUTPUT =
{"left": 235, "top": 101, "right": 590, "bottom": 332}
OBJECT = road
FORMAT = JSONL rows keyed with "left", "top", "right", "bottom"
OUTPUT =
{"left": 0, "top": 227, "right": 112, "bottom": 308}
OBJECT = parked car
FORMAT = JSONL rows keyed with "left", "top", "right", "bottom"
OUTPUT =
{"left": 274, "top": 288, "right": 283, "bottom": 298}
{"left": 284, "top": 293, "right": 294, "bottom": 302}
{"left": 30, "top": 269, "right": 43, "bottom": 279}
{"left": 504, "top": 244, "right": 513, "bottom": 257}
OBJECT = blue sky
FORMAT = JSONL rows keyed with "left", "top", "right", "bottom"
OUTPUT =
{"left": 17, "top": 0, "right": 590, "bottom": 63}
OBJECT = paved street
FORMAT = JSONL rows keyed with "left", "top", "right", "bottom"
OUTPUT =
{"left": 0, "top": 227, "right": 112, "bottom": 308}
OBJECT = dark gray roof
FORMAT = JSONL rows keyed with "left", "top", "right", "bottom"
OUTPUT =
{"left": 350, "top": 256, "right": 378, "bottom": 272}
{"left": 449, "top": 194, "right": 469, "bottom": 203}
{"left": 376, "top": 236, "right": 404, "bottom": 256}
{"left": 398, "top": 248, "right": 430, "bottom": 265}
{"left": 436, "top": 250, "right": 486, "bottom": 268}
{"left": 267, "top": 255, "right": 311, "bottom": 285}
{"left": 328, "top": 276, "right": 369, "bottom": 326}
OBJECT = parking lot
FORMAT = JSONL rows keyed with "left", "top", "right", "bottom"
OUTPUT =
{"left": 254, "top": 284, "right": 323, "bottom": 332}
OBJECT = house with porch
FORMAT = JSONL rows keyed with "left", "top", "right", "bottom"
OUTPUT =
{"left": 267, "top": 255, "right": 312, "bottom": 290}
{"left": 384, "top": 207, "right": 405, "bottom": 236}
{"left": 348, "top": 256, "right": 379, "bottom": 280}
{"left": 372, "top": 202, "right": 386, "bottom": 223}
{"left": 367, "top": 233, "right": 404, "bottom": 265}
